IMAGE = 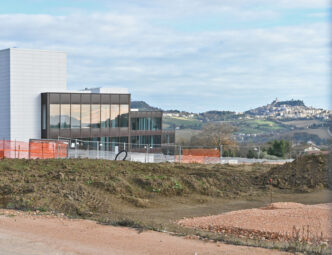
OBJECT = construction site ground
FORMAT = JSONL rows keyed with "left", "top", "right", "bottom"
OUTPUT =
{"left": 0, "top": 154, "right": 330, "bottom": 254}
{"left": 0, "top": 208, "right": 295, "bottom": 255}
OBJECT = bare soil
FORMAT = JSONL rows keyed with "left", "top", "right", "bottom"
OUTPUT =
{"left": 0, "top": 209, "right": 291, "bottom": 255}
{"left": 0, "top": 154, "right": 330, "bottom": 254}
{"left": 178, "top": 202, "right": 332, "bottom": 244}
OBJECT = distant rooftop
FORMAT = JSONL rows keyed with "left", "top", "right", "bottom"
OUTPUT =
{"left": 83, "top": 87, "right": 129, "bottom": 94}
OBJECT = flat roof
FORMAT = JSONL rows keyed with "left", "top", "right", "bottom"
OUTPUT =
{"left": 0, "top": 48, "right": 66, "bottom": 54}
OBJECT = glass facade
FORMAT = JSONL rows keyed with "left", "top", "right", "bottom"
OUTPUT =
{"left": 60, "top": 104, "right": 70, "bottom": 128}
{"left": 111, "top": 104, "right": 119, "bottom": 128}
{"left": 101, "top": 104, "right": 110, "bottom": 128}
{"left": 81, "top": 104, "right": 90, "bottom": 128}
{"left": 152, "top": 118, "right": 161, "bottom": 130}
{"left": 91, "top": 104, "right": 101, "bottom": 128}
{"left": 119, "top": 104, "right": 129, "bottom": 128}
{"left": 71, "top": 104, "right": 81, "bottom": 129}
{"left": 42, "top": 104, "right": 47, "bottom": 130}
{"left": 131, "top": 135, "right": 161, "bottom": 147}
{"left": 44, "top": 94, "right": 165, "bottom": 149}
{"left": 131, "top": 117, "right": 162, "bottom": 131}
{"left": 50, "top": 104, "right": 60, "bottom": 128}
{"left": 49, "top": 102, "right": 130, "bottom": 130}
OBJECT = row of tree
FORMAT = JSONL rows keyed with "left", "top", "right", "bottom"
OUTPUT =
{"left": 187, "top": 123, "right": 291, "bottom": 158}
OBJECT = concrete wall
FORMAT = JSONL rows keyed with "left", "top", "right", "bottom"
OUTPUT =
{"left": 0, "top": 49, "right": 10, "bottom": 140}
{"left": 3, "top": 48, "right": 67, "bottom": 141}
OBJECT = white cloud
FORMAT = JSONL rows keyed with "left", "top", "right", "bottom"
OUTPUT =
{"left": 0, "top": 1, "right": 329, "bottom": 111}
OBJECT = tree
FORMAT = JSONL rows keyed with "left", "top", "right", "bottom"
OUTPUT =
{"left": 267, "top": 139, "right": 291, "bottom": 158}
{"left": 247, "top": 149, "right": 255, "bottom": 158}
{"left": 190, "top": 123, "right": 238, "bottom": 150}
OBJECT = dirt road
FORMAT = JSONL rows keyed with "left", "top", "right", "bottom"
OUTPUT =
{"left": 0, "top": 210, "right": 290, "bottom": 255}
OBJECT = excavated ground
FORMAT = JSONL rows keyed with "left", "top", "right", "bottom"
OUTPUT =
{"left": 0, "top": 154, "right": 330, "bottom": 254}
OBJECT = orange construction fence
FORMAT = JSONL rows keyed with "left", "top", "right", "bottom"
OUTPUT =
{"left": 178, "top": 148, "right": 220, "bottom": 163}
{"left": 0, "top": 140, "right": 68, "bottom": 159}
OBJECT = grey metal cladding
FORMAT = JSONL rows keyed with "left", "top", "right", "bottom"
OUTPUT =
{"left": 101, "top": 94, "right": 111, "bottom": 104}
{"left": 71, "top": 93, "right": 81, "bottom": 104}
{"left": 81, "top": 94, "right": 91, "bottom": 104}
{"left": 49, "top": 93, "right": 60, "bottom": 103}
{"left": 111, "top": 94, "right": 120, "bottom": 104}
{"left": 91, "top": 94, "right": 100, "bottom": 104}
{"left": 120, "top": 94, "right": 129, "bottom": 104}
{"left": 60, "top": 94, "right": 70, "bottom": 104}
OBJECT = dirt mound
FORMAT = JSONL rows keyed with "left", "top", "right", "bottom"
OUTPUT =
{"left": 0, "top": 155, "right": 329, "bottom": 218}
{"left": 0, "top": 159, "right": 269, "bottom": 217}
{"left": 257, "top": 154, "right": 330, "bottom": 192}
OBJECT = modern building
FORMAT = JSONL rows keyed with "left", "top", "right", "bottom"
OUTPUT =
{"left": 0, "top": 48, "right": 66, "bottom": 141}
{"left": 0, "top": 48, "right": 174, "bottom": 149}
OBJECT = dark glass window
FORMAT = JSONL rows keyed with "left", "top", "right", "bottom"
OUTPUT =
{"left": 153, "top": 135, "right": 161, "bottom": 147}
{"left": 50, "top": 104, "right": 60, "bottom": 128}
{"left": 42, "top": 104, "right": 46, "bottom": 130}
{"left": 139, "top": 118, "right": 145, "bottom": 130}
{"left": 119, "top": 104, "right": 129, "bottom": 127}
{"left": 119, "top": 136, "right": 128, "bottom": 143}
{"left": 60, "top": 104, "right": 70, "bottom": 129}
{"left": 111, "top": 104, "right": 119, "bottom": 128}
{"left": 101, "top": 104, "right": 110, "bottom": 128}
{"left": 152, "top": 118, "right": 161, "bottom": 130}
{"left": 91, "top": 104, "right": 100, "bottom": 128}
{"left": 71, "top": 104, "right": 81, "bottom": 129}
{"left": 81, "top": 104, "right": 90, "bottom": 128}
{"left": 131, "top": 117, "right": 161, "bottom": 130}
{"left": 131, "top": 118, "right": 138, "bottom": 130}
{"left": 144, "top": 118, "right": 151, "bottom": 130}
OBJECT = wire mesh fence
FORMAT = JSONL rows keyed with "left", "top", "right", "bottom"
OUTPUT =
{"left": 64, "top": 138, "right": 294, "bottom": 164}
{"left": 0, "top": 138, "right": 294, "bottom": 164}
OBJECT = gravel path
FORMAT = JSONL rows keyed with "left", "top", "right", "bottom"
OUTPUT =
{"left": 0, "top": 209, "right": 291, "bottom": 255}
{"left": 178, "top": 202, "right": 332, "bottom": 243}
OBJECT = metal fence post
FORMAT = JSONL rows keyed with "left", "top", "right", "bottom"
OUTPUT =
{"left": 145, "top": 145, "right": 147, "bottom": 163}
{"left": 220, "top": 145, "right": 223, "bottom": 163}
{"left": 75, "top": 139, "right": 78, "bottom": 159}
{"left": 97, "top": 141, "right": 99, "bottom": 159}
{"left": 179, "top": 145, "right": 182, "bottom": 163}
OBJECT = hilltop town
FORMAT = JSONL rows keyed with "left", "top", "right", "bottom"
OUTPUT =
{"left": 244, "top": 99, "right": 331, "bottom": 120}
{"left": 159, "top": 99, "right": 331, "bottom": 121}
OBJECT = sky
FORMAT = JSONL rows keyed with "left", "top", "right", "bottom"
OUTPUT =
{"left": 0, "top": 0, "right": 330, "bottom": 112}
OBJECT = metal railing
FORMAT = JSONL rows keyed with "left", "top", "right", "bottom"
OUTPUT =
{"left": 0, "top": 138, "right": 294, "bottom": 164}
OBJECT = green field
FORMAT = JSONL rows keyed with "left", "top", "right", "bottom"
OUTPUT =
{"left": 234, "top": 119, "right": 289, "bottom": 134}
{"left": 163, "top": 116, "right": 203, "bottom": 129}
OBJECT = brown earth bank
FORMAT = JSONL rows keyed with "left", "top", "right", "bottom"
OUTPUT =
{"left": 258, "top": 153, "right": 331, "bottom": 192}
{"left": 0, "top": 154, "right": 329, "bottom": 217}
{"left": 0, "top": 154, "right": 330, "bottom": 254}
{"left": 0, "top": 209, "right": 292, "bottom": 255}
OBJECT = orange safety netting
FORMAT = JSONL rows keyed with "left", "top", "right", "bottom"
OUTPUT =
{"left": 0, "top": 140, "right": 68, "bottom": 159}
{"left": 178, "top": 148, "right": 220, "bottom": 163}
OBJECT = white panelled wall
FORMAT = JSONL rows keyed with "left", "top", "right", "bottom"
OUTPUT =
{"left": 0, "top": 49, "right": 10, "bottom": 140}
{"left": 0, "top": 48, "right": 67, "bottom": 141}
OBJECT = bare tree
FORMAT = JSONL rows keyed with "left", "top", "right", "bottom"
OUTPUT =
{"left": 190, "top": 123, "right": 238, "bottom": 150}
